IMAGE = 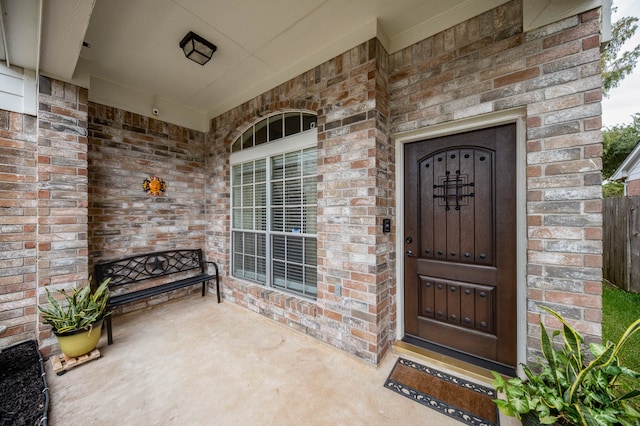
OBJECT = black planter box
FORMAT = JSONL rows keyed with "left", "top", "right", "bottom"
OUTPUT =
{"left": 0, "top": 340, "right": 49, "bottom": 425}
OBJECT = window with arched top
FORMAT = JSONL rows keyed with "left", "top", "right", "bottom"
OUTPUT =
{"left": 231, "top": 112, "right": 316, "bottom": 153}
{"left": 230, "top": 112, "right": 318, "bottom": 299}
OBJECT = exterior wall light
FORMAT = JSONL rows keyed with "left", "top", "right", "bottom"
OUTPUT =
{"left": 179, "top": 31, "right": 217, "bottom": 65}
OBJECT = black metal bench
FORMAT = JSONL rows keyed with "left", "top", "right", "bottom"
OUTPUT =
{"left": 94, "top": 249, "right": 220, "bottom": 345}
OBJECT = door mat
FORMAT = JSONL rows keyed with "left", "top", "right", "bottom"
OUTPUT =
{"left": 385, "top": 357, "right": 498, "bottom": 426}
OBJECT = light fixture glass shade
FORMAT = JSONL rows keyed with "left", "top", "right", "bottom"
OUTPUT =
{"left": 180, "top": 31, "right": 217, "bottom": 65}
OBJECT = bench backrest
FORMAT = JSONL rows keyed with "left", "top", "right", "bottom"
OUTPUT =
{"left": 94, "top": 249, "right": 206, "bottom": 288}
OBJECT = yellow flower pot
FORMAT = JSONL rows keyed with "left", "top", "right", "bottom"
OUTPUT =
{"left": 54, "top": 320, "right": 103, "bottom": 358}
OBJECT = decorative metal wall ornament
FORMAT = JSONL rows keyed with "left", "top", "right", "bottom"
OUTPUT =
{"left": 142, "top": 176, "right": 167, "bottom": 196}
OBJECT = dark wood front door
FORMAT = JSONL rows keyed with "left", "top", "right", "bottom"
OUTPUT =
{"left": 403, "top": 124, "right": 517, "bottom": 371}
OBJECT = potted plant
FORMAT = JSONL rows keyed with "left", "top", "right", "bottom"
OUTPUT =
{"left": 492, "top": 306, "right": 640, "bottom": 426}
{"left": 38, "top": 278, "right": 111, "bottom": 358}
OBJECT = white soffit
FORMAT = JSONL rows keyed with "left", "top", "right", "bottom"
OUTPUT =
{"left": 39, "top": 0, "right": 94, "bottom": 81}
{"left": 523, "top": 0, "right": 603, "bottom": 32}
{"left": 1, "top": 0, "right": 40, "bottom": 70}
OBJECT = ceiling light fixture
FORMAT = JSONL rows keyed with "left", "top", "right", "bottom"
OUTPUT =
{"left": 179, "top": 31, "right": 217, "bottom": 65}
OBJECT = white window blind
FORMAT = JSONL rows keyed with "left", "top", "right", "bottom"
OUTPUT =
{"left": 270, "top": 148, "right": 317, "bottom": 296}
{"left": 232, "top": 159, "right": 267, "bottom": 283}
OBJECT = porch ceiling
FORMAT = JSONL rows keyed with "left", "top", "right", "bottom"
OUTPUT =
{"left": 42, "top": 0, "right": 515, "bottom": 124}
{"left": 4, "top": 0, "right": 603, "bottom": 130}
{"left": 86, "top": 0, "right": 515, "bottom": 119}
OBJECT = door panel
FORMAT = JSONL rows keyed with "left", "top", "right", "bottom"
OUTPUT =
{"left": 404, "top": 124, "right": 517, "bottom": 369}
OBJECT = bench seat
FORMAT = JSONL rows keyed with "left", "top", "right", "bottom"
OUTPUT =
{"left": 94, "top": 249, "right": 220, "bottom": 345}
{"left": 108, "top": 272, "right": 216, "bottom": 307}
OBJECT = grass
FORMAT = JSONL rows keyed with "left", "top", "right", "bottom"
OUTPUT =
{"left": 602, "top": 282, "right": 640, "bottom": 390}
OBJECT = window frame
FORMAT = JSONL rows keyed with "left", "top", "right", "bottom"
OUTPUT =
{"left": 232, "top": 111, "right": 317, "bottom": 153}
{"left": 230, "top": 121, "right": 318, "bottom": 299}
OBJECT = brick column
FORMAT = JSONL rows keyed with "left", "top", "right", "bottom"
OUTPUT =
{"left": 524, "top": 8, "right": 603, "bottom": 352}
{"left": 316, "top": 39, "right": 393, "bottom": 362}
{"left": 37, "top": 77, "right": 89, "bottom": 355}
{"left": 0, "top": 110, "right": 38, "bottom": 348}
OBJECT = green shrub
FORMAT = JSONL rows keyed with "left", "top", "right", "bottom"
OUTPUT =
{"left": 493, "top": 306, "right": 640, "bottom": 426}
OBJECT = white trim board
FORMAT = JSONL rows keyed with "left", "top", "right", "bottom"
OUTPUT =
{"left": 0, "top": 63, "right": 37, "bottom": 116}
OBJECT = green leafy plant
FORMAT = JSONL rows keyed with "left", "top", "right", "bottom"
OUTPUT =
{"left": 38, "top": 278, "right": 111, "bottom": 334}
{"left": 492, "top": 306, "right": 640, "bottom": 426}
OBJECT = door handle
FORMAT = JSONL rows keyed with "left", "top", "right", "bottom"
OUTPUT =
{"left": 406, "top": 250, "right": 415, "bottom": 257}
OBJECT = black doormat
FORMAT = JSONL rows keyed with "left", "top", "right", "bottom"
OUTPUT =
{"left": 385, "top": 357, "right": 499, "bottom": 426}
{"left": 0, "top": 340, "right": 49, "bottom": 426}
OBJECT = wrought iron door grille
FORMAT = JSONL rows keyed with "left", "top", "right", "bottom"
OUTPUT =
{"left": 433, "top": 170, "right": 474, "bottom": 211}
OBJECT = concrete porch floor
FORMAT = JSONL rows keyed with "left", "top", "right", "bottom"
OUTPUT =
{"left": 46, "top": 296, "right": 518, "bottom": 425}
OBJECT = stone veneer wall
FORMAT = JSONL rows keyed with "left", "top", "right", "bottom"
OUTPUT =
{"left": 0, "top": 109, "right": 38, "bottom": 348}
{"left": 208, "top": 0, "right": 603, "bottom": 364}
{"left": 388, "top": 1, "right": 603, "bottom": 356}
{"left": 87, "top": 103, "right": 208, "bottom": 313}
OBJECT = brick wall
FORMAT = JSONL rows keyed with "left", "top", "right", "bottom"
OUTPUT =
{"left": 3, "top": 78, "right": 210, "bottom": 352}
{"left": 87, "top": 103, "right": 208, "bottom": 315}
{"left": 0, "top": 109, "right": 38, "bottom": 348}
{"left": 388, "top": 1, "right": 602, "bottom": 357}
{"left": 209, "top": 40, "right": 394, "bottom": 363}
{"left": 208, "top": 0, "right": 602, "bottom": 364}
{"left": 1, "top": 1, "right": 603, "bottom": 364}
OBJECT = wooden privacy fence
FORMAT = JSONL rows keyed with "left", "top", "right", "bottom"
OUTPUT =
{"left": 603, "top": 195, "right": 640, "bottom": 293}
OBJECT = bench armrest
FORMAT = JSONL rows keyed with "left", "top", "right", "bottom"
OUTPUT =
{"left": 205, "top": 261, "right": 219, "bottom": 280}
{"left": 205, "top": 261, "right": 221, "bottom": 303}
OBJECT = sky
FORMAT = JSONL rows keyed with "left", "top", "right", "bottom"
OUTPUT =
{"left": 601, "top": 0, "right": 640, "bottom": 128}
